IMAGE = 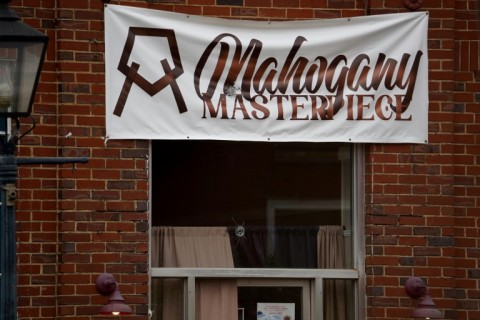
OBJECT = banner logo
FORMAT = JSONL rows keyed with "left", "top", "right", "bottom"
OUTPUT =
{"left": 114, "top": 27, "right": 187, "bottom": 117}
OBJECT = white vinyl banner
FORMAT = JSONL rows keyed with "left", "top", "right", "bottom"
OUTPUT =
{"left": 105, "top": 5, "right": 429, "bottom": 143}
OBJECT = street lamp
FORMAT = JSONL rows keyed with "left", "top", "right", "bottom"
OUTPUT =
{"left": 0, "top": 0, "right": 48, "bottom": 118}
{"left": 0, "top": 1, "right": 87, "bottom": 320}
{"left": 0, "top": 1, "right": 48, "bottom": 319}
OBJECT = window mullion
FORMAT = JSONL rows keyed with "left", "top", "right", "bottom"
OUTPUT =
{"left": 186, "top": 276, "right": 195, "bottom": 320}
{"left": 314, "top": 277, "right": 323, "bottom": 320}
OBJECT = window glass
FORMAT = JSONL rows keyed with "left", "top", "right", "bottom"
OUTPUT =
{"left": 238, "top": 279, "right": 310, "bottom": 320}
{"left": 151, "top": 278, "right": 184, "bottom": 320}
{"left": 239, "top": 286, "right": 303, "bottom": 320}
{"left": 151, "top": 140, "right": 353, "bottom": 269}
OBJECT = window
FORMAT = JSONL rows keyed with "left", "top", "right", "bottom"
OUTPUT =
{"left": 150, "top": 141, "right": 363, "bottom": 320}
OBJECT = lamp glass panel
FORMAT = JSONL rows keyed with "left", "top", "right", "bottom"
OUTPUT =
{"left": 0, "top": 42, "right": 45, "bottom": 116}
{"left": 0, "top": 53, "right": 15, "bottom": 111}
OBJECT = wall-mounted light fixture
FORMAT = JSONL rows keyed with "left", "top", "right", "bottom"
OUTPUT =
{"left": 404, "top": 0, "right": 424, "bottom": 10}
{"left": 96, "top": 273, "right": 133, "bottom": 316}
{"left": 405, "top": 277, "right": 443, "bottom": 319}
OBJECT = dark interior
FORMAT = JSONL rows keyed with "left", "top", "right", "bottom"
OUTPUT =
{"left": 152, "top": 140, "right": 348, "bottom": 227}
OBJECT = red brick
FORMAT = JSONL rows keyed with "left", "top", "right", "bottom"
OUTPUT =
{"left": 10, "top": 0, "right": 480, "bottom": 319}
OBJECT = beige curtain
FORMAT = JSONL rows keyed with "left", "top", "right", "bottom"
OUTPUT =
{"left": 152, "top": 226, "right": 237, "bottom": 320}
{"left": 317, "top": 225, "right": 346, "bottom": 320}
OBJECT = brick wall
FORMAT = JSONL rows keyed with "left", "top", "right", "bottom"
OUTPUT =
{"left": 365, "top": 1, "right": 480, "bottom": 320}
{"left": 9, "top": 0, "right": 480, "bottom": 319}
{"left": 14, "top": 0, "right": 150, "bottom": 319}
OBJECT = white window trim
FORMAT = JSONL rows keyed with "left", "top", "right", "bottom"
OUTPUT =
{"left": 151, "top": 268, "right": 359, "bottom": 320}
{"left": 148, "top": 143, "right": 366, "bottom": 320}
{"left": 151, "top": 268, "right": 359, "bottom": 279}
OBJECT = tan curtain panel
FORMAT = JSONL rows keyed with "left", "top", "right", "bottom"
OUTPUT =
{"left": 152, "top": 226, "right": 237, "bottom": 320}
{"left": 317, "top": 225, "right": 346, "bottom": 320}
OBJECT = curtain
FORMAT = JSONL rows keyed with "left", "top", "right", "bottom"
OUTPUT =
{"left": 317, "top": 225, "right": 346, "bottom": 320}
{"left": 228, "top": 226, "right": 267, "bottom": 268}
{"left": 152, "top": 226, "right": 237, "bottom": 320}
{"left": 228, "top": 226, "right": 318, "bottom": 268}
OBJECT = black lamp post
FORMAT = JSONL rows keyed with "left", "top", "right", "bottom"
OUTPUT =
{"left": 0, "top": 1, "right": 87, "bottom": 319}
{"left": 0, "top": 2, "right": 48, "bottom": 319}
